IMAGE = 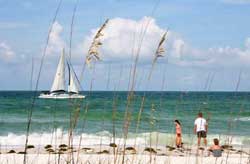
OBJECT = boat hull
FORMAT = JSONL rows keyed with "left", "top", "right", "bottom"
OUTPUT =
{"left": 39, "top": 93, "right": 85, "bottom": 99}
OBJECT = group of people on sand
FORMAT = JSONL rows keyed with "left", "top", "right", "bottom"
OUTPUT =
{"left": 174, "top": 112, "right": 222, "bottom": 157}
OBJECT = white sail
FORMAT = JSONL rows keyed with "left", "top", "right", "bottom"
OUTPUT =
{"left": 50, "top": 49, "right": 66, "bottom": 92}
{"left": 39, "top": 49, "right": 85, "bottom": 99}
{"left": 67, "top": 63, "right": 80, "bottom": 93}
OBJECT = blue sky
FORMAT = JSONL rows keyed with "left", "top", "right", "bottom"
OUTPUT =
{"left": 1, "top": 0, "right": 250, "bottom": 91}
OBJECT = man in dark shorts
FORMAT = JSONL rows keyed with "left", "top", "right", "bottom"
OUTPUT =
{"left": 194, "top": 112, "right": 207, "bottom": 146}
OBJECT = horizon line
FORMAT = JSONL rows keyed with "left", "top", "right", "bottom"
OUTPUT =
{"left": 0, "top": 90, "right": 249, "bottom": 92}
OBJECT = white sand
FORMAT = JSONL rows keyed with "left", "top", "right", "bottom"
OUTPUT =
{"left": 0, "top": 145, "right": 249, "bottom": 164}
{"left": 0, "top": 153, "right": 249, "bottom": 164}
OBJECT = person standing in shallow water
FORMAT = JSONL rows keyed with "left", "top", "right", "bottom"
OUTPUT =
{"left": 194, "top": 112, "right": 208, "bottom": 147}
{"left": 174, "top": 120, "right": 182, "bottom": 148}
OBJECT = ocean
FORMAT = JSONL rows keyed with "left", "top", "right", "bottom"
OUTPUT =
{"left": 0, "top": 91, "right": 249, "bottom": 147}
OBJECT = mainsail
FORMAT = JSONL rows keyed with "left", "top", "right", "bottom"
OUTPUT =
{"left": 50, "top": 49, "right": 66, "bottom": 92}
{"left": 67, "top": 62, "right": 80, "bottom": 94}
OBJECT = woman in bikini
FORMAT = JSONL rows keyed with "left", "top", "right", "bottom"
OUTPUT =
{"left": 174, "top": 120, "right": 182, "bottom": 148}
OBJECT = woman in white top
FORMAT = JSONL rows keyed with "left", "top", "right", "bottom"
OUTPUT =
{"left": 194, "top": 112, "right": 208, "bottom": 147}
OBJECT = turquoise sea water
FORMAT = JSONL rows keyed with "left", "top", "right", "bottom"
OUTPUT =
{"left": 0, "top": 91, "right": 249, "bottom": 146}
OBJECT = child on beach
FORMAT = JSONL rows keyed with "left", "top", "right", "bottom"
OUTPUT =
{"left": 174, "top": 120, "right": 182, "bottom": 148}
{"left": 208, "top": 138, "right": 222, "bottom": 157}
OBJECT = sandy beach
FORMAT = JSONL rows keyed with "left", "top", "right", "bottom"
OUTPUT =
{"left": 0, "top": 144, "right": 249, "bottom": 164}
{"left": 0, "top": 154, "right": 249, "bottom": 164}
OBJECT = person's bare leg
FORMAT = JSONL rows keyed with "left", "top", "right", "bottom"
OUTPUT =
{"left": 177, "top": 136, "right": 181, "bottom": 146}
{"left": 198, "top": 137, "right": 201, "bottom": 147}
{"left": 204, "top": 138, "right": 207, "bottom": 146}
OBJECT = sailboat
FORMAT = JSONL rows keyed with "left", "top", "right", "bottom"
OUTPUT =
{"left": 39, "top": 50, "right": 85, "bottom": 99}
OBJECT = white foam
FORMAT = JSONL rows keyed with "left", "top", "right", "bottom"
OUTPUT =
{"left": 0, "top": 129, "right": 249, "bottom": 147}
{"left": 0, "top": 129, "right": 146, "bottom": 147}
{"left": 234, "top": 117, "right": 250, "bottom": 122}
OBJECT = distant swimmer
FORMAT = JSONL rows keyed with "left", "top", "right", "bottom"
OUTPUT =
{"left": 194, "top": 112, "right": 208, "bottom": 147}
{"left": 174, "top": 120, "right": 182, "bottom": 148}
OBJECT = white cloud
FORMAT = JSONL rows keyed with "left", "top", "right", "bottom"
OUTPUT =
{"left": 0, "top": 42, "right": 15, "bottom": 62}
{"left": 80, "top": 17, "right": 250, "bottom": 69}
{"left": 81, "top": 17, "right": 167, "bottom": 62}
{"left": 165, "top": 39, "right": 250, "bottom": 68}
{"left": 171, "top": 38, "right": 185, "bottom": 59}
{"left": 2, "top": 18, "right": 250, "bottom": 90}
{"left": 37, "top": 17, "right": 250, "bottom": 71}
{"left": 47, "top": 21, "right": 65, "bottom": 55}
